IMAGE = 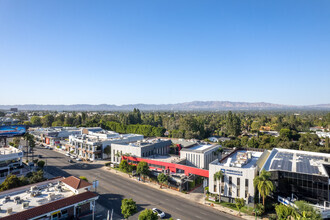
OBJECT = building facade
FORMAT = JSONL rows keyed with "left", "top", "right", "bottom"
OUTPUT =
{"left": 180, "top": 144, "right": 220, "bottom": 169}
{"left": 209, "top": 148, "right": 268, "bottom": 205}
{"left": 111, "top": 139, "right": 172, "bottom": 164}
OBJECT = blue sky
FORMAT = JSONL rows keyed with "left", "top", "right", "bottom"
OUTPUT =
{"left": 1, "top": 0, "right": 329, "bottom": 105}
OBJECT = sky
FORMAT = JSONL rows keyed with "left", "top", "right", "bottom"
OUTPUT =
{"left": 0, "top": 0, "right": 329, "bottom": 106}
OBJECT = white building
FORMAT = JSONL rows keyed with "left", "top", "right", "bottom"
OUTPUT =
{"left": 209, "top": 148, "right": 268, "bottom": 205}
{"left": 0, "top": 145, "right": 24, "bottom": 180}
{"left": 67, "top": 132, "right": 144, "bottom": 160}
{"left": 180, "top": 144, "right": 220, "bottom": 169}
{"left": 111, "top": 139, "right": 172, "bottom": 164}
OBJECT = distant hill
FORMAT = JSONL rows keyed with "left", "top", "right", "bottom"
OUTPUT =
{"left": 1, "top": 101, "right": 330, "bottom": 111}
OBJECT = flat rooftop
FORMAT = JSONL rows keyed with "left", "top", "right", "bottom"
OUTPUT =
{"left": 0, "top": 146, "right": 22, "bottom": 155}
{"left": 214, "top": 149, "right": 263, "bottom": 169}
{"left": 124, "top": 139, "right": 171, "bottom": 148}
{"left": 180, "top": 144, "right": 219, "bottom": 153}
{"left": 143, "top": 155, "right": 184, "bottom": 164}
{"left": 0, "top": 178, "right": 75, "bottom": 218}
{"left": 262, "top": 148, "right": 330, "bottom": 177}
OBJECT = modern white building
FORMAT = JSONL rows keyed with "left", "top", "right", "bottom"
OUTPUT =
{"left": 111, "top": 139, "right": 172, "bottom": 164}
{"left": 67, "top": 132, "right": 144, "bottom": 160}
{"left": 0, "top": 145, "right": 24, "bottom": 180}
{"left": 209, "top": 148, "right": 268, "bottom": 205}
{"left": 180, "top": 144, "right": 220, "bottom": 169}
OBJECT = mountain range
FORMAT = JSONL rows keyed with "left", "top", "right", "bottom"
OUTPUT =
{"left": 1, "top": 101, "right": 330, "bottom": 111}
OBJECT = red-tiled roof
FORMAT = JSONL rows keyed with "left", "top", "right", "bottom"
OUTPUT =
{"left": 3, "top": 191, "right": 98, "bottom": 220}
{"left": 61, "top": 176, "right": 92, "bottom": 189}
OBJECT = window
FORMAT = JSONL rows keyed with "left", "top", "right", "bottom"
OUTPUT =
{"left": 237, "top": 178, "right": 240, "bottom": 197}
{"left": 229, "top": 176, "right": 232, "bottom": 185}
{"left": 245, "top": 179, "right": 249, "bottom": 198}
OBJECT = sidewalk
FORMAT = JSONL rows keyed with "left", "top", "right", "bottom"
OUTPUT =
{"left": 102, "top": 166, "right": 259, "bottom": 220}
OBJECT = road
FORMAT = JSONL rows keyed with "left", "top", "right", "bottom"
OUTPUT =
{"left": 34, "top": 146, "right": 240, "bottom": 220}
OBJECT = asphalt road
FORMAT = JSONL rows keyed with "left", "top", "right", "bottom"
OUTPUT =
{"left": 33, "top": 146, "right": 240, "bottom": 220}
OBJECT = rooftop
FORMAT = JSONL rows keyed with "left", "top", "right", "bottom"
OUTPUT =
{"left": 124, "top": 139, "right": 171, "bottom": 148}
{"left": 61, "top": 176, "right": 92, "bottom": 190}
{"left": 0, "top": 177, "right": 96, "bottom": 219}
{"left": 262, "top": 148, "right": 330, "bottom": 177}
{"left": 180, "top": 144, "right": 219, "bottom": 153}
{"left": 213, "top": 149, "right": 263, "bottom": 169}
{"left": 143, "top": 155, "right": 185, "bottom": 164}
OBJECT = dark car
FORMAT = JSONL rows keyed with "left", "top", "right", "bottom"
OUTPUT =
{"left": 68, "top": 159, "right": 74, "bottom": 163}
{"left": 38, "top": 155, "right": 42, "bottom": 158}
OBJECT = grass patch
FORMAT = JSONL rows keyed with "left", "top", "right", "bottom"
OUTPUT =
{"left": 206, "top": 199, "right": 254, "bottom": 215}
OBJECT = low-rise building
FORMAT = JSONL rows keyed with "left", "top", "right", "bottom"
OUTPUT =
{"left": 0, "top": 145, "right": 24, "bottom": 180}
{"left": 180, "top": 144, "right": 220, "bottom": 169}
{"left": 209, "top": 148, "right": 268, "bottom": 205}
{"left": 0, "top": 176, "right": 98, "bottom": 220}
{"left": 68, "top": 132, "right": 144, "bottom": 161}
{"left": 111, "top": 139, "right": 172, "bottom": 164}
{"left": 261, "top": 148, "right": 330, "bottom": 205}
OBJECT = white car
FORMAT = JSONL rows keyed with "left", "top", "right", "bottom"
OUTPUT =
{"left": 76, "top": 158, "right": 82, "bottom": 161}
{"left": 152, "top": 208, "right": 165, "bottom": 218}
{"left": 65, "top": 153, "right": 70, "bottom": 157}
{"left": 70, "top": 155, "right": 76, "bottom": 159}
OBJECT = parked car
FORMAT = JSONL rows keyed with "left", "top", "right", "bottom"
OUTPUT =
{"left": 70, "top": 155, "right": 76, "bottom": 159}
{"left": 65, "top": 153, "right": 70, "bottom": 157}
{"left": 152, "top": 208, "right": 165, "bottom": 218}
{"left": 68, "top": 159, "right": 74, "bottom": 163}
{"left": 76, "top": 158, "right": 82, "bottom": 161}
{"left": 38, "top": 155, "right": 42, "bottom": 158}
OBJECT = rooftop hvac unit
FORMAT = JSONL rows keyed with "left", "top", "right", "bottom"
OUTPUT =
{"left": 7, "top": 207, "right": 12, "bottom": 214}
{"left": 22, "top": 202, "right": 29, "bottom": 209}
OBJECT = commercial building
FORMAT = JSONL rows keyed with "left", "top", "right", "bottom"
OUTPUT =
{"left": 261, "top": 148, "right": 330, "bottom": 205}
{"left": 0, "top": 144, "right": 24, "bottom": 181}
{"left": 180, "top": 144, "right": 220, "bottom": 169}
{"left": 209, "top": 148, "right": 268, "bottom": 205}
{"left": 68, "top": 132, "right": 144, "bottom": 161}
{"left": 111, "top": 139, "right": 172, "bottom": 164}
{"left": 30, "top": 127, "right": 82, "bottom": 147}
{"left": 0, "top": 176, "right": 98, "bottom": 220}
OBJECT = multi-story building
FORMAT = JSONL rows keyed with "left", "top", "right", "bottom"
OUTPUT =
{"left": 0, "top": 144, "right": 24, "bottom": 180}
{"left": 261, "top": 148, "right": 330, "bottom": 205}
{"left": 68, "top": 132, "right": 144, "bottom": 161}
{"left": 31, "top": 127, "right": 82, "bottom": 147}
{"left": 111, "top": 139, "right": 172, "bottom": 164}
{"left": 180, "top": 144, "right": 220, "bottom": 169}
{"left": 0, "top": 176, "right": 98, "bottom": 219}
{"left": 209, "top": 148, "right": 268, "bottom": 205}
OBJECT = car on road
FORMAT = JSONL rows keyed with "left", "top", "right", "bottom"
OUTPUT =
{"left": 152, "top": 208, "right": 165, "bottom": 218}
{"left": 38, "top": 155, "right": 42, "bottom": 158}
{"left": 70, "top": 155, "right": 76, "bottom": 159}
{"left": 65, "top": 153, "right": 70, "bottom": 157}
{"left": 76, "top": 158, "right": 82, "bottom": 161}
{"left": 68, "top": 159, "right": 74, "bottom": 163}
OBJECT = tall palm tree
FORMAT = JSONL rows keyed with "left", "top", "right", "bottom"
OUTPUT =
{"left": 214, "top": 170, "right": 223, "bottom": 202}
{"left": 253, "top": 170, "right": 274, "bottom": 206}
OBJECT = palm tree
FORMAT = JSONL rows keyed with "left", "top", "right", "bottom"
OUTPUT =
{"left": 214, "top": 170, "right": 223, "bottom": 202}
{"left": 253, "top": 170, "right": 274, "bottom": 206}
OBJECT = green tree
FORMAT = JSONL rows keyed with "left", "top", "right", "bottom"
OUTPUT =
{"left": 137, "top": 161, "right": 149, "bottom": 181}
{"left": 214, "top": 170, "right": 223, "bottom": 202}
{"left": 275, "top": 204, "right": 295, "bottom": 220}
{"left": 30, "top": 116, "right": 42, "bottom": 126}
{"left": 79, "top": 176, "right": 88, "bottom": 182}
{"left": 294, "top": 200, "right": 322, "bottom": 220}
{"left": 121, "top": 198, "right": 137, "bottom": 219}
{"left": 42, "top": 114, "right": 54, "bottom": 127}
{"left": 157, "top": 173, "right": 168, "bottom": 188}
{"left": 253, "top": 170, "right": 274, "bottom": 206}
{"left": 138, "top": 209, "right": 158, "bottom": 220}
{"left": 37, "top": 160, "right": 45, "bottom": 168}
{"left": 226, "top": 111, "right": 241, "bottom": 136}
{"left": 235, "top": 198, "right": 245, "bottom": 215}
{"left": 0, "top": 175, "right": 21, "bottom": 191}
{"left": 119, "top": 160, "right": 130, "bottom": 173}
